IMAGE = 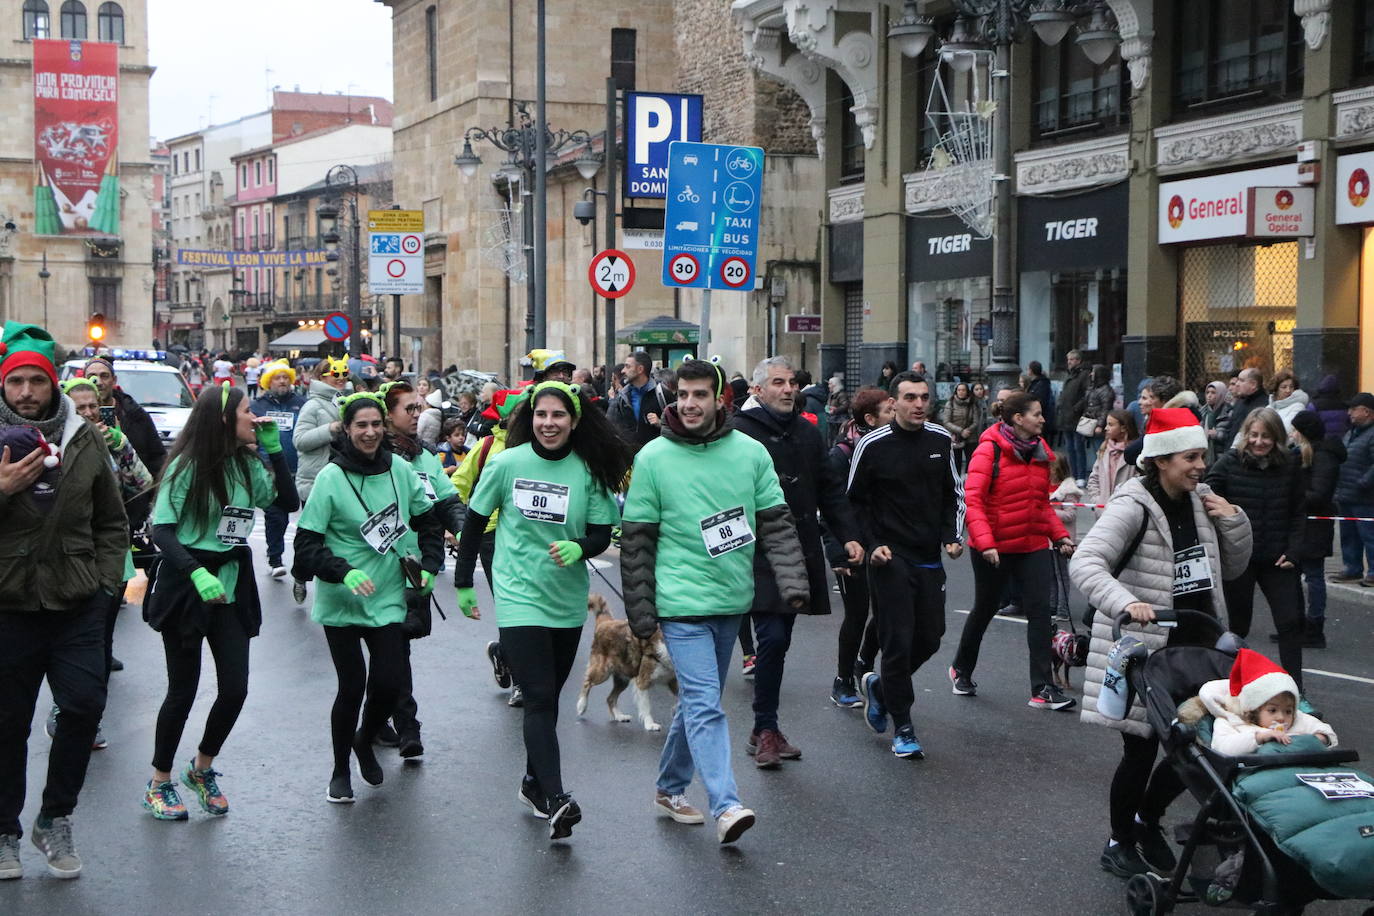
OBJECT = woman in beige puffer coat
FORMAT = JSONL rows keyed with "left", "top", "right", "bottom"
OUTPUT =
{"left": 1069, "top": 420, "right": 1251, "bottom": 880}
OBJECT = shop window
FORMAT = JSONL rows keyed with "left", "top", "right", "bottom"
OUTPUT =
{"left": 838, "top": 85, "right": 864, "bottom": 183}
{"left": 96, "top": 1, "right": 121, "bottom": 43}
{"left": 23, "top": 0, "right": 50, "bottom": 39}
{"left": 1021, "top": 269, "right": 1127, "bottom": 372}
{"left": 611, "top": 27, "right": 636, "bottom": 92}
{"left": 1032, "top": 38, "right": 1127, "bottom": 141}
{"left": 909, "top": 276, "right": 992, "bottom": 380}
{"left": 1173, "top": 0, "right": 1303, "bottom": 116}
{"left": 60, "top": 0, "right": 85, "bottom": 38}
{"left": 1178, "top": 242, "right": 1297, "bottom": 391}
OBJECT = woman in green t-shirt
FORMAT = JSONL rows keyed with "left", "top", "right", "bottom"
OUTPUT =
{"left": 291, "top": 393, "right": 443, "bottom": 805}
{"left": 454, "top": 382, "right": 631, "bottom": 841}
{"left": 142, "top": 383, "right": 299, "bottom": 821}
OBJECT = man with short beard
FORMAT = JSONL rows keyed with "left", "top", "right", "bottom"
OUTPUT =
{"left": 607, "top": 350, "right": 666, "bottom": 450}
{"left": 1220, "top": 367, "right": 1268, "bottom": 448}
{"left": 82, "top": 354, "right": 165, "bottom": 528}
{"left": 0, "top": 322, "right": 128, "bottom": 880}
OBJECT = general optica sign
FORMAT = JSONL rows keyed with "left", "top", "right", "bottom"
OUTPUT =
{"left": 176, "top": 249, "right": 331, "bottom": 267}
{"left": 33, "top": 39, "right": 119, "bottom": 236}
{"left": 1157, "top": 164, "right": 1300, "bottom": 243}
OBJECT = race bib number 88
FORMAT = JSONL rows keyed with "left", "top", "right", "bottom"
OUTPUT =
{"left": 700, "top": 506, "right": 755, "bottom": 558}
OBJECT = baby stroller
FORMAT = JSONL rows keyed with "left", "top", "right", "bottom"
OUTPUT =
{"left": 1113, "top": 610, "right": 1374, "bottom": 916}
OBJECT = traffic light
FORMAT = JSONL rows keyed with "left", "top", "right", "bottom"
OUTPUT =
{"left": 88, "top": 313, "right": 106, "bottom": 343}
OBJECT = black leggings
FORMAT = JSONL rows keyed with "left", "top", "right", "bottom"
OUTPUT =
{"left": 324, "top": 623, "right": 409, "bottom": 777}
{"left": 153, "top": 608, "right": 251, "bottom": 772}
{"left": 1223, "top": 562, "right": 1304, "bottom": 690}
{"left": 836, "top": 568, "right": 880, "bottom": 678}
{"left": 953, "top": 549, "right": 1055, "bottom": 692}
{"left": 103, "top": 585, "right": 123, "bottom": 683}
{"left": 1110, "top": 732, "right": 1187, "bottom": 843}
{"left": 499, "top": 625, "right": 582, "bottom": 805}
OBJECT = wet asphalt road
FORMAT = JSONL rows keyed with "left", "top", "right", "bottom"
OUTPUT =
{"left": 6, "top": 525, "right": 1374, "bottom": 915}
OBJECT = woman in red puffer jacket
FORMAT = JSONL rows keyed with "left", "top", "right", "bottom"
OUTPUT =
{"left": 949, "top": 391, "right": 1077, "bottom": 711}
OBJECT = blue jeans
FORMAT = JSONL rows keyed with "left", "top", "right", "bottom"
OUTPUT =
{"left": 749, "top": 611, "right": 796, "bottom": 733}
{"left": 1300, "top": 557, "right": 1327, "bottom": 623}
{"left": 657, "top": 615, "right": 743, "bottom": 819}
{"left": 263, "top": 504, "right": 289, "bottom": 566}
{"left": 1337, "top": 503, "right": 1374, "bottom": 577}
{"left": 1067, "top": 431, "right": 1089, "bottom": 482}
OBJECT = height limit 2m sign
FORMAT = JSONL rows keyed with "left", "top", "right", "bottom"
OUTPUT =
{"left": 661, "top": 141, "right": 764, "bottom": 291}
{"left": 368, "top": 209, "right": 424, "bottom": 295}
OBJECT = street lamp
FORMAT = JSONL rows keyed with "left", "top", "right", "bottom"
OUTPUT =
{"left": 455, "top": 103, "right": 599, "bottom": 355}
{"left": 38, "top": 251, "right": 50, "bottom": 329}
{"left": 888, "top": 2, "right": 936, "bottom": 58}
{"left": 937, "top": 0, "right": 1120, "bottom": 394}
{"left": 319, "top": 165, "right": 364, "bottom": 355}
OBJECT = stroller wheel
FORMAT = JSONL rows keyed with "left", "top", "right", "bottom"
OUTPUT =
{"left": 1124, "top": 872, "right": 1168, "bottom": 916}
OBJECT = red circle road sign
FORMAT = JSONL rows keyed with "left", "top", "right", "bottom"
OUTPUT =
{"left": 588, "top": 249, "right": 636, "bottom": 298}
{"left": 323, "top": 311, "right": 352, "bottom": 342}
{"left": 719, "top": 257, "right": 750, "bottom": 289}
{"left": 401, "top": 234, "right": 422, "bottom": 254}
{"left": 386, "top": 259, "right": 407, "bottom": 278}
{"left": 666, "top": 252, "right": 700, "bottom": 286}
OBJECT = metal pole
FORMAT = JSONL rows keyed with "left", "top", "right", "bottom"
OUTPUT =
{"left": 699, "top": 289, "right": 711, "bottom": 358}
{"left": 392, "top": 294, "right": 401, "bottom": 363}
{"left": 523, "top": 172, "right": 536, "bottom": 357}
{"left": 349, "top": 194, "right": 363, "bottom": 356}
{"left": 604, "top": 76, "right": 617, "bottom": 367}
{"left": 984, "top": 18, "right": 1018, "bottom": 395}
{"left": 532, "top": 0, "right": 548, "bottom": 350}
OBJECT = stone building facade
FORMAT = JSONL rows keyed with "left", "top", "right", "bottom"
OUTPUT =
{"left": 0, "top": 0, "right": 153, "bottom": 352}
{"left": 379, "top": 0, "right": 824, "bottom": 381}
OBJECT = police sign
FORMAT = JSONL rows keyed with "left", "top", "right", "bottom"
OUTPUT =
{"left": 625, "top": 92, "right": 703, "bottom": 199}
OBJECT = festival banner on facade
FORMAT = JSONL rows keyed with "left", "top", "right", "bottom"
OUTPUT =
{"left": 175, "top": 249, "right": 332, "bottom": 268}
{"left": 33, "top": 38, "right": 120, "bottom": 236}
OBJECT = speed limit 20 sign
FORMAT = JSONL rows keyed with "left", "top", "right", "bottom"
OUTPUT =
{"left": 588, "top": 249, "right": 636, "bottom": 299}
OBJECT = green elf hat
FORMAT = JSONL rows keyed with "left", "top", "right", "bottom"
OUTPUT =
{"left": 0, "top": 321, "right": 59, "bottom": 388}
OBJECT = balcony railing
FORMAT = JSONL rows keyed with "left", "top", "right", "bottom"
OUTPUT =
{"left": 232, "top": 234, "right": 276, "bottom": 251}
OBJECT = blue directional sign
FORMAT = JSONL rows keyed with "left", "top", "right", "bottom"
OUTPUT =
{"left": 661, "top": 141, "right": 764, "bottom": 291}
{"left": 625, "top": 92, "right": 703, "bottom": 199}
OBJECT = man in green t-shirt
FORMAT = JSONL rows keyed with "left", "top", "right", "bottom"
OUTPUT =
{"left": 621, "top": 359, "right": 808, "bottom": 845}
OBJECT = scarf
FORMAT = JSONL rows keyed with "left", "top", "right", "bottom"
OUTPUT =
{"left": 1102, "top": 439, "right": 1126, "bottom": 498}
{"left": 999, "top": 421, "right": 1039, "bottom": 461}
{"left": 0, "top": 392, "right": 69, "bottom": 444}
{"left": 387, "top": 430, "right": 422, "bottom": 461}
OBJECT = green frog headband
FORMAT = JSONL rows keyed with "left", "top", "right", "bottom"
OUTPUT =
{"left": 337, "top": 391, "right": 386, "bottom": 421}
{"left": 679, "top": 354, "right": 726, "bottom": 396}
{"left": 530, "top": 380, "right": 582, "bottom": 418}
{"left": 62, "top": 377, "right": 99, "bottom": 396}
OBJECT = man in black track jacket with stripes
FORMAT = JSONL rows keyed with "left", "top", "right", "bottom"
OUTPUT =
{"left": 846, "top": 371, "right": 964, "bottom": 758}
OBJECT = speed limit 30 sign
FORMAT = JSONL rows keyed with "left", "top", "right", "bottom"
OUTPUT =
{"left": 667, "top": 252, "right": 699, "bottom": 285}
{"left": 588, "top": 249, "right": 636, "bottom": 299}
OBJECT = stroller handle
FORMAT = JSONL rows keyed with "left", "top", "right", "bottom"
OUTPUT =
{"left": 1111, "top": 608, "right": 1227, "bottom": 641}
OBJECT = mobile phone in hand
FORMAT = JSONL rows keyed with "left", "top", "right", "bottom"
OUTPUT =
{"left": 99, "top": 406, "right": 117, "bottom": 427}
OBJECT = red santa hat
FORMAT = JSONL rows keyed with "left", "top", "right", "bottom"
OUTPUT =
{"left": 1136, "top": 407, "right": 1207, "bottom": 469}
{"left": 1228, "top": 648, "right": 1299, "bottom": 714}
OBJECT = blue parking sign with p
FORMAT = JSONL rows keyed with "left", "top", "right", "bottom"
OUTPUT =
{"left": 625, "top": 92, "right": 703, "bottom": 199}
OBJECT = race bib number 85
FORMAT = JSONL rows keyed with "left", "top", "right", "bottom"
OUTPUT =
{"left": 700, "top": 506, "right": 755, "bottom": 558}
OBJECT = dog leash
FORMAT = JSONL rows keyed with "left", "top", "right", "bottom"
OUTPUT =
{"left": 585, "top": 559, "right": 625, "bottom": 602}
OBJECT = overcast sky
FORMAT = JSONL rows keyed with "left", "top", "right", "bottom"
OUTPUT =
{"left": 147, "top": 0, "right": 395, "bottom": 140}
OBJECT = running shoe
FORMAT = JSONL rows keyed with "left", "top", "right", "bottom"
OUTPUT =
{"left": 143, "top": 780, "right": 189, "bottom": 820}
{"left": 654, "top": 792, "right": 704, "bottom": 825}
{"left": 398, "top": 732, "right": 424, "bottom": 761}
{"left": 861, "top": 672, "right": 887, "bottom": 734}
{"left": 1028, "top": 685, "right": 1077, "bottom": 711}
{"left": 91, "top": 725, "right": 107, "bottom": 750}
{"left": 1134, "top": 820, "right": 1177, "bottom": 872}
{"left": 507, "top": 685, "right": 524, "bottom": 708}
{"left": 270, "top": 566, "right": 288, "bottom": 579}
{"left": 374, "top": 723, "right": 400, "bottom": 747}
{"left": 327, "top": 774, "right": 355, "bottom": 804}
{"left": 30, "top": 816, "right": 80, "bottom": 879}
{"left": 830, "top": 676, "right": 863, "bottom": 708}
{"left": 716, "top": 805, "right": 755, "bottom": 844}
{"left": 181, "top": 761, "right": 229, "bottom": 816}
{"left": 486, "top": 641, "right": 512, "bottom": 689}
{"left": 949, "top": 666, "right": 977, "bottom": 696}
{"left": 353, "top": 732, "right": 384, "bottom": 787}
{"left": 110, "top": 656, "right": 124, "bottom": 672}
{"left": 0, "top": 834, "right": 21, "bottom": 880}
{"left": 519, "top": 775, "right": 549, "bottom": 819}
{"left": 741, "top": 654, "right": 756, "bottom": 678}
{"left": 548, "top": 793, "right": 582, "bottom": 840}
{"left": 292, "top": 579, "right": 307, "bottom": 604}
{"left": 891, "top": 725, "right": 924, "bottom": 759}
{"left": 749, "top": 729, "right": 782, "bottom": 769}
{"left": 1100, "top": 840, "right": 1150, "bottom": 878}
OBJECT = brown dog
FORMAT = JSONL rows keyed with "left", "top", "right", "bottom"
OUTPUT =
{"left": 575, "top": 594, "right": 677, "bottom": 731}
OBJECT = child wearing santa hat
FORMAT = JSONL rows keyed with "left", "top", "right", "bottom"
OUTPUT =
{"left": 1188, "top": 648, "right": 1336, "bottom": 756}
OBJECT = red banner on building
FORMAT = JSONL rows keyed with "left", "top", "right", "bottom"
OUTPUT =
{"left": 33, "top": 38, "right": 120, "bottom": 236}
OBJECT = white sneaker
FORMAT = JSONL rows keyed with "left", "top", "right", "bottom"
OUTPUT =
{"left": 654, "top": 792, "right": 704, "bottom": 825}
{"left": 716, "top": 804, "right": 755, "bottom": 844}
{"left": 271, "top": 566, "right": 287, "bottom": 579}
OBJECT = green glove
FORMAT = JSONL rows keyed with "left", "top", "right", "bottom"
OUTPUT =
{"left": 189, "top": 567, "right": 226, "bottom": 603}
{"left": 456, "top": 586, "right": 478, "bottom": 618}
{"left": 344, "top": 569, "right": 373, "bottom": 594}
{"left": 104, "top": 427, "right": 125, "bottom": 451}
{"left": 419, "top": 570, "right": 435, "bottom": 597}
{"left": 550, "top": 540, "right": 583, "bottom": 568}
{"left": 255, "top": 419, "right": 282, "bottom": 454}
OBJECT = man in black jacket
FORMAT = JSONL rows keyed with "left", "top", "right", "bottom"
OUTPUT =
{"left": 82, "top": 356, "right": 166, "bottom": 529}
{"left": 1218, "top": 367, "right": 1269, "bottom": 448}
{"left": 1026, "top": 361, "right": 1056, "bottom": 439}
{"left": 1059, "top": 350, "right": 1090, "bottom": 484}
{"left": 733, "top": 356, "right": 862, "bottom": 768}
{"left": 606, "top": 351, "right": 667, "bottom": 452}
{"left": 847, "top": 372, "right": 964, "bottom": 759}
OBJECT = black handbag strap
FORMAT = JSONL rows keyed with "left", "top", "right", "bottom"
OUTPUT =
{"left": 1075, "top": 503, "right": 1150, "bottom": 635}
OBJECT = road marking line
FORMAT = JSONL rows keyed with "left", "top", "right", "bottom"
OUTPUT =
{"left": 954, "top": 611, "right": 1374, "bottom": 684}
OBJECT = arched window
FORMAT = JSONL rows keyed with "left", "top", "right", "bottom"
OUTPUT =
{"left": 60, "top": 0, "right": 85, "bottom": 38}
{"left": 23, "top": 0, "right": 50, "bottom": 40}
{"left": 96, "top": 1, "right": 122, "bottom": 43}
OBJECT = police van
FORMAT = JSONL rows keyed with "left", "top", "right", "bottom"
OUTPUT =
{"left": 60, "top": 348, "right": 195, "bottom": 445}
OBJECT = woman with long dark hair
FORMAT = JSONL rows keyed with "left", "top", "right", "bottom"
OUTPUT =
{"left": 453, "top": 381, "right": 631, "bottom": 841}
{"left": 142, "top": 383, "right": 298, "bottom": 819}
{"left": 291, "top": 393, "right": 443, "bottom": 804}
{"left": 949, "top": 392, "right": 1076, "bottom": 710}
{"left": 939, "top": 381, "right": 982, "bottom": 474}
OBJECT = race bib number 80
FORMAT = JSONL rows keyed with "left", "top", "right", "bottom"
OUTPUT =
{"left": 700, "top": 506, "right": 755, "bottom": 559}
{"left": 513, "top": 478, "right": 570, "bottom": 524}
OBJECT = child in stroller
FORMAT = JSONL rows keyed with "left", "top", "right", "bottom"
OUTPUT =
{"left": 1177, "top": 648, "right": 1339, "bottom": 905}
